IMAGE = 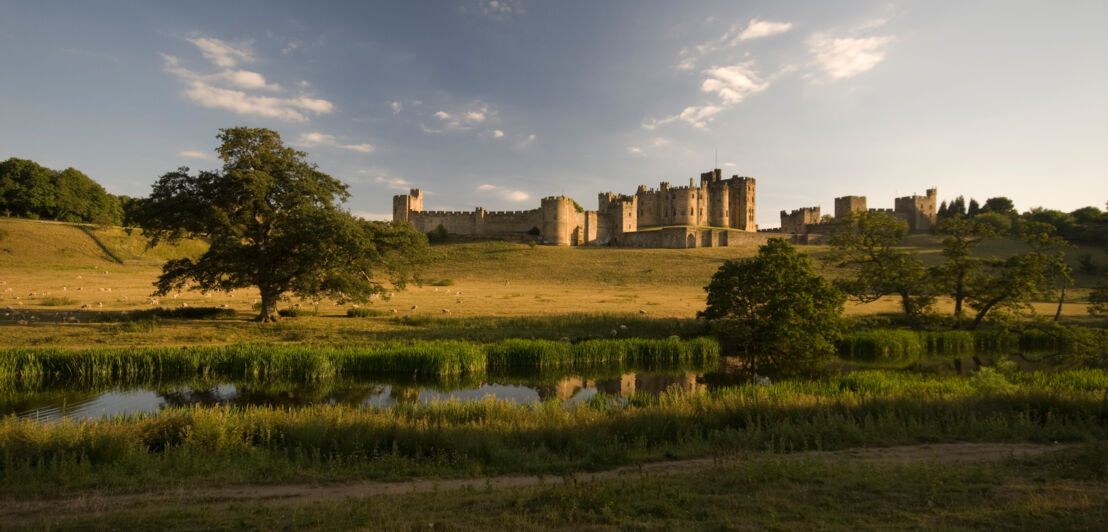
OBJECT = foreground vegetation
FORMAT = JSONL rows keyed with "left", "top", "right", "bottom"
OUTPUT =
{"left": 16, "top": 444, "right": 1107, "bottom": 530}
{"left": 2, "top": 369, "right": 1106, "bottom": 497}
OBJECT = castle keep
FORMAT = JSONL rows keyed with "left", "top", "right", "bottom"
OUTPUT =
{"left": 393, "top": 169, "right": 938, "bottom": 248}
{"left": 393, "top": 169, "right": 763, "bottom": 248}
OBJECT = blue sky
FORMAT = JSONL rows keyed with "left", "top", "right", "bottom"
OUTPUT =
{"left": 2, "top": 0, "right": 1105, "bottom": 227}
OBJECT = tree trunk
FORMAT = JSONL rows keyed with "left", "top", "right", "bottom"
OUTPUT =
{"left": 968, "top": 297, "right": 1003, "bottom": 330}
{"left": 256, "top": 290, "right": 280, "bottom": 322}
{"left": 1053, "top": 286, "right": 1065, "bottom": 322}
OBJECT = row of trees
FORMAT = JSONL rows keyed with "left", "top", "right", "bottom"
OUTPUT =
{"left": 826, "top": 210, "right": 1073, "bottom": 330}
{"left": 0, "top": 158, "right": 136, "bottom": 225}
{"left": 939, "top": 195, "right": 1108, "bottom": 246}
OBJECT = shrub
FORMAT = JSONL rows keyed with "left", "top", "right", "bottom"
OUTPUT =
{"left": 278, "top": 308, "right": 318, "bottom": 318}
{"left": 429, "top": 279, "right": 455, "bottom": 287}
{"left": 347, "top": 308, "right": 385, "bottom": 318}
{"left": 39, "top": 296, "right": 78, "bottom": 307}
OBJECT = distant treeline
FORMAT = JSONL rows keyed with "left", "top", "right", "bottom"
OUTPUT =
{"left": 939, "top": 195, "right": 1108, "bottom": 246}
{"left": 0, "top": 157, "right": 142, "bottom": 226}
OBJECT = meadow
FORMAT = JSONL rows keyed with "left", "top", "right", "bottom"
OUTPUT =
{"left": 1, "top": 216, "right": 1107, "bottom": 529}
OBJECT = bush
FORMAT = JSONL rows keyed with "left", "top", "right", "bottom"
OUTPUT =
{"left": 427, "top": 224, "right": 449, "bottom": 244}
{"left": 39, "top": 296, "right": 78, "bottom": 307}
{"left": 429, "top": 279, "right": 455, "bottom": 287}
{"left": 126, "top": 307, "right": 235, "bottom": 321}
{"left": 346, "top": 308, "right": 385, "bottom": 318}
{"left": 278, "top": 308, "right": 318, "bottom": 318}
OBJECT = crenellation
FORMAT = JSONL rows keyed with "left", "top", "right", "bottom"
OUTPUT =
{"left": 391, "top": 169, "right": 933, "bottom": 248}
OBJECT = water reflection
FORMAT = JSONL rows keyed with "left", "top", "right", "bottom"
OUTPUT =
{"left": 6, "top": 370, "right": 711, "bottom": 421}
{"left": 4, "top": 353, "right": 1067, "bottom": 422}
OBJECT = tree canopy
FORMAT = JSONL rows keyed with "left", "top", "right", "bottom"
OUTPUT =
{"left": 0, "top": 157, "right": 123, "bottom": 224}
{"left": 135, "top": 127, "right": 430, "bottom": 322}
{"left": 700, "top": 238, "right": 844, "bottom": 375}
{"left": 826, "top": 210, "right": 933, "bottom": 319}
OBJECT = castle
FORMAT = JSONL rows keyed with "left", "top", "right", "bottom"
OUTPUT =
{"left": 393, "top": 169, "right": 937, "bottom": 248}
{"left": 778, "top": 188, "right": 937, "bottom": 243}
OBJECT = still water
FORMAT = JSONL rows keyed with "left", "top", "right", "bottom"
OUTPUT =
{"left": 6, "top": 354, "right": 1030, "bottom": 421}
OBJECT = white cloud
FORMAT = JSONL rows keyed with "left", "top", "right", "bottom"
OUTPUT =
{"left": 723, "top": 162, "right": 737, "bottom": 167}
{"left": 374, "top": 176, "right": 414, "bottom": 191}
{"left": 187, "top": 37, "right": 253, "bottom": 68}
{"left": 644, "top": 105, "right": 724, "bottom": 130}
{"left": 282, "top": 41, "right": 302, "bottom": 54}
{"left": 480, "top": 0, "right": 522, "bottom": 20}
{"left": 162, "top": 52, "right": 333, "bottom": 122}
{"left": 218, "top": 70, "right": 280, "bottom": 91}
{"left": 390, "top": 101, "right": 403, "bottom": 114}
{"left": 422, "top": 102, "right": 496, "bottom": 134}
{"left": 700, "top": 63, "right": 768, "bottom": 104}
{"left": 652, "top": 138, "right": 671, "bottom": 147}
{"left": 477, "top": 183, "right": 530, "bottom": 201}
{"left": 492, "top": 129, "right": 505, "bottom": 138}
{"left": 181, "top": 81, "right": 332, "bottom": 121}
{"left": 738, "top": 19, "right": 793, "bottom": 41}
{"left": 808, "top": 32, "right": 893, "bottom": 80}
{"left": 178, "top": 150, "right": 210, "bottom": 159}
{"left": 628, "top": 146, "right": 644, "bottom": 154}
{"left": 296, "top": 131, "right": 375, "bottom": 152}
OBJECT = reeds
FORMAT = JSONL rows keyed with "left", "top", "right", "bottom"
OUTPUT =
{"left": 0, "top": 338, "right": 719, "bottom": 388}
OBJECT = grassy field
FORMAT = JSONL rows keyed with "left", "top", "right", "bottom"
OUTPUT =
{"left": 2, "top": 217, "right": 1104, "bottom": 348}
{"left": 2, "top": 216, "right": 1106, "bottom": 529}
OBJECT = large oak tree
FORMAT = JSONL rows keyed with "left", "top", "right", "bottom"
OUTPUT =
{"left": 137, "top": 127, "right": 429, "bottom": 321}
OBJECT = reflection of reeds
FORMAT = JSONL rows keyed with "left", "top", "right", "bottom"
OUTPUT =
{"left": 0, "top": 338, "right": 720, "bottom": 388}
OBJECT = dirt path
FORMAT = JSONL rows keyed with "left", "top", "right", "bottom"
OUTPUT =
{"left": 0, "top": 442, "right": 1074, "bottom": 525}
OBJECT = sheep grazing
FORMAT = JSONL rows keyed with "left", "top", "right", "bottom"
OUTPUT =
{"left": 149, "top": 298, "right": 159, "bottom": 305}
{"left": 610, "top": 329, "right": 618, "bottom": 337}
{"left": 96, "top": 302, "right": 103, "bottom": 308}
{"left": 17, "top": 319, "right": 28, "bottom": 325}
{"left": 441, "top": 309, "right": 450, "bottom": 314}
{"left": 410, "top": 305, "right": 418, "bottom": 310}
{"left": 638, "top": 309, "right": 647, "bottom": 314}
{"left": 220, "top": 304, "right": 229, "bottom": 309}
{"left": 619, "top": 324, "right": 628, "bottom": 330}
{"left": 66, "top": 316, "right": 79, "bottom": 323}
{"left": 389, "top": 308, "right": 397, "bottom": 313}
{"left": 80, "top": 304, "right": 90, "bottom": 310}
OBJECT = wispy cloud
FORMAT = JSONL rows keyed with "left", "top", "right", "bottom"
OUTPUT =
{"left": 700, "top": 63, "right": 768, "bottom": 104}
{"left": 479, "top": 0, "right": 522, "bottom": 21}
{"left": 420, "top": 102, "right": 495, "bottom": 134}
{"left": 282, "top": 41, "right": 302, "bottom": 54}
{"left": 296, "top": 132, "right": 375, "bottom": 153}
{"left": 161, "top": 37, "right": 334, "bottom": 122}
{"left": 738, "top": 19, "right": 793, "bottom": 41}
{"left": 477, "top": 183, "right": 529, "bottom": 201}
{"left": 678, "top": 18, "right": 793, "bottom": 70}
{"left": 643, "top": 105, "right": 724, "bottom": 130}
{"left": 389, "top": 100, "right": 403, "bottom": 114}
{"left": 374, "top": 176, "right": 414, "bottom": 191}
{"left": 491, "top": 129, "right": 505, "bottom": 138}
{"left": 808, "top": 32, "right": 893, "bottom": 80}
{"left": 628, "top": 146, "right": 644, "bottom": 154}
{"left": 187, "top": 37, "right": 253, "bottom": 68}
{"left": 178, "top": 150, "right": 211, "bottom": 159}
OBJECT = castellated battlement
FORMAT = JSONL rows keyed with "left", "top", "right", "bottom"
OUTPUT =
{"left": 391, "top": 167, "right": 757, "bottom": 248}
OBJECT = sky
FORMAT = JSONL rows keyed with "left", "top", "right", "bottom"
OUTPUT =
{"left": 2, "top": 0, "right": 1106, "bottom": 228}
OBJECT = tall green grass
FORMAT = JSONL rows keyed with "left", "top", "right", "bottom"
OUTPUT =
{"left": 0, "top": 338, "right": 718, "bottom": 388}
{"left": 1, "top": 369, "right": 1105, "bottom": 493}
{"left": 838, "top": 326, "right": 1108, "bottom": 364}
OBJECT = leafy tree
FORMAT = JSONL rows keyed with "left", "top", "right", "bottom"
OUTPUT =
{"left": 1089, "top": 275, "right": 1108, "bottom": 320}
{"left": 932, "top": 215, "right": 995, "bottom": 324}
{"left": 0, "top": 158, "right": 55, "bottom": 218}
{"left": 937, "top": 200, "right": 948, "bottom": 219}
{"left": 948, "top": 196, "right": 966, "bottom": 218}
{"left": 52, "top": 167, "right": 122, "bottom": 225}
{"left": 700, "top": 238, "right": 844, "bottom": 375}
{"left": 981, "top": 196, "right": 1017, "bottom": 217}
{"left": 826, "top": 211, "right": 933, "bottom": 319}
{"left": 1017, "top": 221, "right": 1073, "bottom": 321}
{"left": 136, "top": 127, "right": 430, "bottom": 322}
{"left": 966, "top": 198, "right": 981, "bottom": 217}
{"left": 964, "top": 251, "right": 1060, "bottom": 330}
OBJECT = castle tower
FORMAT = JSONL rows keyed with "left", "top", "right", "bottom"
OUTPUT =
{"left": 541, "top": 196, "right": 575, "bottom": 245}
{"left": 392, "top": 189, "right": 423, "bottom": 223}
{"left": 834, "top": 195, "right": 867, "bottom": 219}
{"left": 727, "top": 176, "right": 756, "bottom": 231}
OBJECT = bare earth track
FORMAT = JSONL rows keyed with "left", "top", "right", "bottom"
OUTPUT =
{"left": 0, "top": 442, "right": 1073, "bottom": 526}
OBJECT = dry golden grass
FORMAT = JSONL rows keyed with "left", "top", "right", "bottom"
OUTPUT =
{"left": 0, "top": 217, "right": 1102, "bottom": 348}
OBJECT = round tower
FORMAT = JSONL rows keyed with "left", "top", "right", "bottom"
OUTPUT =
{"left": 540, "top": 196, "right": 574, "bottom": 245}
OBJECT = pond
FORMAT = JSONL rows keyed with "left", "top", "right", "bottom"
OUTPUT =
{"left": 3, "top": 352, "right": 1059, "bottom": 421}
